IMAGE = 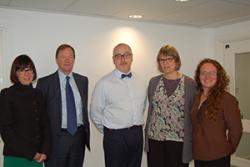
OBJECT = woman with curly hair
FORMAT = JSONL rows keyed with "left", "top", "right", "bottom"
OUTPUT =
{"left": 191, "top": 58, "right": 242, "bottom": 167}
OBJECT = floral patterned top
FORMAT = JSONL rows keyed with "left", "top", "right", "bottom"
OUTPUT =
{"left": 148, "top": 76, "right": 185, "bottom": 142}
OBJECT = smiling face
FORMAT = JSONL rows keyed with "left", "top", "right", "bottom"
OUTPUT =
{"left": 16, "top": 67, "right": 34, "bottom": 85}
{"left": 10, "top": 55, "right": 37, "bottom": 84}
{"left": 113, "top": 44, "right": 133, "bottom": 73}
{"left": 199, "top": 63, "right": 218, "bottom": 91}
{"left": 56, "top": 47, "right": 75, "bottom": 75}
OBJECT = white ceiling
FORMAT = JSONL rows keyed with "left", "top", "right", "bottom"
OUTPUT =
{"left": 1, "top": 0, "right": 250, "bottom": 28}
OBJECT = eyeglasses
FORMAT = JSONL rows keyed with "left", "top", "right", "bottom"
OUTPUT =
{"left": 159, "top": 57, "right": 174, "bottom": 63}
{"left": 113, "top": 52, "right": 132, "bottom": 60}
{"left": 200, "top": 71, "right": 217, "bottom": 77}
{"left": 17, "top": 67, "right": 34, "bottom": 74}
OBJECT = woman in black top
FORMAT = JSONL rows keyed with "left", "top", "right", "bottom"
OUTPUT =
{"left": 0, "top": 55, "right": 50, "bottom": 167}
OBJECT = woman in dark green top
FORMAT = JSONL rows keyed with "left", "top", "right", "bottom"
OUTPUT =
{"left": 0, "top": 55, "right": 50, "bottom": 167}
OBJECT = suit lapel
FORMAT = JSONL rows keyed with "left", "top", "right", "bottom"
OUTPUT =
{"left": 73, "top": 73, "right": 87, "bottom": 125}
{"left": 73, "top": 73, "right": 85, "bottom": 104}
{"left": 53, "top": 71, "right": 63, "bottom": 130}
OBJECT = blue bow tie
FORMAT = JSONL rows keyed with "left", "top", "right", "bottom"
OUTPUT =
{"left": 121, "top": 73, "right": 132, "bottom": 79}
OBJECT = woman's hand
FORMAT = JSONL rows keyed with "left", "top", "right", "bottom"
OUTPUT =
{"left": 33, "top": 153, "right": 47, "bottom": 163}
{"left": 37, "top": 153, "right": 47, "bottom": 163}
{"left": 33, "top": 153, "right": 41, "bottom": 161}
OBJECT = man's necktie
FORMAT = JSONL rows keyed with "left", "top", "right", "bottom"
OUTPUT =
{"left": 66, "top": 76, "right": 77, "bottom": 135}
{"left": 121, "top": 73, "right": 132, "bottom": 79}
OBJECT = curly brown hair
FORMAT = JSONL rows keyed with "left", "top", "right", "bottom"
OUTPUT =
{"left": 194, "top": 58, "right": 229, "bottom": 120}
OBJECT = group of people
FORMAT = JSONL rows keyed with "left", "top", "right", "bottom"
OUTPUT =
{"left": 0, "top": 43, "right": 242, "bottom": 167}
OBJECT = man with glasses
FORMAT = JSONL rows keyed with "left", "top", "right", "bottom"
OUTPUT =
{"left": 90, "top": 43, "right": 147, "bottom": 167}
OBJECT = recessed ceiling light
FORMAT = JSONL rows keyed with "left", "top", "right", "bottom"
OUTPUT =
{"left": 129, "top": 15, "right": 142, "bottom": 19}
{"left": 176, "top": 0, "right": 189, "bottom": 2}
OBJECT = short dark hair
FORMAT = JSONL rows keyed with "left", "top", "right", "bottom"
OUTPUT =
{"left": 55, "top": 44, "right": 75, "bottom": 58}
{"left": 157, "top": 44, "right": 181, "bottom": 72}
{"left": 10, "top": 55, "right": 37, "bottom": 83}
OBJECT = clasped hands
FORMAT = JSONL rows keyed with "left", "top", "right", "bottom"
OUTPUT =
{"left": 33, "top": 152, "right": 47, "bottom": 163}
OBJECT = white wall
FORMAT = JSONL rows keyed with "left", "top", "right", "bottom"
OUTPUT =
{"left": 214, "top": 20, "right": 250, "bottom": 62}
{"left": 214, "top": 20, "right": 250, "bottom": 167}
{"left": 0, "top": 30, "right": 3, "bottom": 89}
{"left": 215, "top": 20, "right": 250, "bottom": 42}
{"left": 0, "top": 8, "right": 215, "bottom": 167}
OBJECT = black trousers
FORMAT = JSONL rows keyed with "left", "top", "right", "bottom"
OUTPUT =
{"left": 194, "top": 155, "right": 230, "bottom": 167}
{"left": 147, "top": 139, "right": 189, "bottom": 167}
{"left": 45, "top": 126, "right": 86, "bottom": 167}
{"left": 103, "top": 126, "right": 143, "bottom": 167}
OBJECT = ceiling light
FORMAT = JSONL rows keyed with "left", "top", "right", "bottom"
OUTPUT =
{"left": 176, "top": 0, "right": 189, "bottom": 2}
{"left": 129, "top": 15, "right": 142, "bottom": 19}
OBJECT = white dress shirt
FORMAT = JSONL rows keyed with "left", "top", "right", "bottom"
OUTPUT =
{"left": 90, "top": 69, "right": 147, "bottom": 133}
{"left": 58, "top": 70, "right": 83, "bottom": 128}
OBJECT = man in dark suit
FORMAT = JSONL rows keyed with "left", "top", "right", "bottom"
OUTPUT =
{"left": 36, "top": 44, "right": 90, "bottom": 167}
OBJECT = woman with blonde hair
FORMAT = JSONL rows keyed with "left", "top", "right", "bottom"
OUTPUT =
{"left": 145, "top": 44, "right": 196, "bottom": 167}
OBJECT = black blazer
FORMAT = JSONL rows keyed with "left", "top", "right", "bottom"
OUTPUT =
{"left": 36, "top": 71, "right": 90, "bottom": 150}
{"left": 0, "top": 83, "right": 50, "bottom": 160}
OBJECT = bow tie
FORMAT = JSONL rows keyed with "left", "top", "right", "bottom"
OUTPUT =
{"left": 121, "top": 73, "right": 132, "bottom": 79}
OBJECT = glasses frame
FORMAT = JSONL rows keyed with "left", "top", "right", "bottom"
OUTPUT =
{"left": 159, "top": 57, "right": 175, "bottom": 63}
{"left": 200, "top": 71, "right": 217, "bottom": 78}
{"left": 113, "top": 52, "right": 132, "bottom": 60}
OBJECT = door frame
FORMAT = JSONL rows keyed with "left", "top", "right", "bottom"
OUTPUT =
{"left": 223, "top": 39, "right": 250, "bottom": 167}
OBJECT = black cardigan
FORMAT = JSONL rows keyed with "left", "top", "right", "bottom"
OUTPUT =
{"left": 0, "top": 83, "right": 50, "bottom": 160}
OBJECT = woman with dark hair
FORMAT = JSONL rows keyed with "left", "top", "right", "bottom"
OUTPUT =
{"left": 145, "top": 44, "right": 196, "bottom": 167}
{"left": 191, "top": 58, "right": 242, "bottom": 167}
{"left": 0, "top": 55, "right": 50, "bottom": 167}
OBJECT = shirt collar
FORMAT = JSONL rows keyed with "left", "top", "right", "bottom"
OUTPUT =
{"left": 58, "top": 70, "right": 73, "bottom": 82}
{"left": 113, "top": 69, "right": 132, "bottom": 79}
